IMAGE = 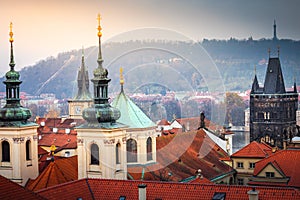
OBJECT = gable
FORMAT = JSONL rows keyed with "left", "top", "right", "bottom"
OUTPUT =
{"left": 256, "top": 162, "right": 285, "bottom": 178}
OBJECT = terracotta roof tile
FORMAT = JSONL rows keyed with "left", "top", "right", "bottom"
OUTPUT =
{"left": 37, "top": 178, "right": 300, "bottom": 200}
{"left": 27, "top": 156, "right": 78, "bottom": 192}
{"left": 252, "top": 150, "right": 300, "bottom": 188}
{"left": 129, "top": 129, "right": 233, "bottom": 181}
{"left": 0, "top": 175, "right": 44, "bottom": 200}
{"left": 231, "top": 141, "right": 273, "bottom": 158}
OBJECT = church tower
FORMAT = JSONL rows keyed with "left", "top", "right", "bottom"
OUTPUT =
{"left": 76, "top": 14, "right": 127, "bottom": 180}
{"left": 0, "top": 23, "right": 39, "bottom": 185}
{"left": 68, "top": 48, "right": 93, "bottom": 119}
{"left": 250, "top": 49, "right": 298, "bottom": 148}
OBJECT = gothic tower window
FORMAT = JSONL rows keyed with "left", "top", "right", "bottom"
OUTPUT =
{"left": 91, "top": 143, "right": 99, "bottom": 165}
{"left": 146, "top": 137, "right": 152, "bottom": 161}
{"left": 26, "top": 140, "right": 31, "bottom": 161}
{"left": 126, "top": 139, "right": 137, "bottom": 163}
{"left": 1, "top": 141, "right": 10, "bottom": 162}
{"left": 116, "top": 143, "right": 121, "bottom": 164}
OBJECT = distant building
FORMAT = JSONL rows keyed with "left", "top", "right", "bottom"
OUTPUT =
{"left": 250, "top": 51, "right": 298, "bottom": 148}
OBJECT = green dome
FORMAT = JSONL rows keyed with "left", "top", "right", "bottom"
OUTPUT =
{"left": 0, "top": 106, "right": 31, "bottom": 123}
{"left": 5, "top": 69, "right": 20, "bottom": 81}
{"left": 82, "top": 104, "right": 120, "bottom": 124}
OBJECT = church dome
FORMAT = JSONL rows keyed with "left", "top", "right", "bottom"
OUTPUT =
{"left": 82, "top": 104, "right": 120, "bottom": 124}
{"left": 0, "top": 106, "right": 31, "bottom": 123}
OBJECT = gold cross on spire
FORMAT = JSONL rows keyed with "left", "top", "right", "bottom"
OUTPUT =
{"left": 120, "top": 67, "right": 124, "bottom": 85}
{"left": 97, "top": 13, "right": 102, "bottom": 37}
{"left": 9, "top": 22, "right": 14, "bottom": 43}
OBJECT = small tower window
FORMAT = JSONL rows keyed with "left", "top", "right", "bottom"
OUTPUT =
{"left": 146, "top": 137, "right": 152, "bottom": 161}
{"left": 1, "top": 141, "right": 10, "bottom": 162}
{"left": 126, "top": 139, "right": 137, "bottom": 163}
{"left": 91, "top": 143, "right": 99, "bottom": 165}
{"left": 116, "top": 143, "right": 121, "bottom": 164}
{"left": 26, "top": 140, "right": 31, "bottom": 160}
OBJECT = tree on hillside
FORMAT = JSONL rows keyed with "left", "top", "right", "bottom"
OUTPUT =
{"left": 224, "top": 92, "right": 246, "bottom": 126}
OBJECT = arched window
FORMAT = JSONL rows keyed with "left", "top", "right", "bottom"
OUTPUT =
{"left": 116, "top": 143, "right": 121, "bottom": 164}
{"left": 1, "top": 141, "right": 10, "bottom": 162}
{"left": 26, "top": 140, "right": 31, "bottom": 160}
{"left": 147, "top": 137, "right": 152, "bottom": 161}
{"left": 91, "top": 143, "right": 99, "bottom": 165}
{"left": 126, "top": 139, "right": 137, "bottom": 163}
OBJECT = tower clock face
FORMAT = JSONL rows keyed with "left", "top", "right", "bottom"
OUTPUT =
{"left": 75, "top": 106, "right": 82, "bottom": 114}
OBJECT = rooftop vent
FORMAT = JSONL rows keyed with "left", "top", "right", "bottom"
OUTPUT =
{"left": 53, "top": 127, "right": 58, "bottom": 133}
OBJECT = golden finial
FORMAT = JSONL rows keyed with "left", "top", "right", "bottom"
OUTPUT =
{"left": 97, "top": 13, "right": 102, "bottom": 37}
{"left": 120, "top": 67, "right": 124, "bottom": 85}
{"left": 254, "top": 65, "right": 257, "bottom": 75}
{"left": 9, "top": 22, "right": 14, "bottom": 43}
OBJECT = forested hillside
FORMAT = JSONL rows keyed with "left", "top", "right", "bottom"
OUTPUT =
{"left": 0, "top": 38, "right": 299, "bottom": 98}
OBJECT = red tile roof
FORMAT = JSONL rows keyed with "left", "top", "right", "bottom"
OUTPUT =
{"left": 157, "top": 118, "right": 171, "bottom": 125}
{"left": 0, "top": 175, "right": 43, "bottom": 200}
{"left": 37, "top": 178, "right": 300, "bottom": 200}
{"left": 251, "top": 150, "right": 300, "bottom": 188}
{"left": 26, "top": 156, "right": 78, "bottom": 192}
{"left": 128, "top": 129, "right": 233, "bottom": 181}
{"left": 38, "top": 133, "right": 77, "bottom": 148}
{"left": 231, "top": 141, "right": 273, "bottom": 158}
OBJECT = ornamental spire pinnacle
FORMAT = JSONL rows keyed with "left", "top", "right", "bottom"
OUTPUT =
{"left": 9, "top": 22, "right": 15, "bottom": 69}
{"left": 97, "top": 13, "right": 103, "bottom": 67}
{"left": 120, "top": 67, "right": 124, "bottom": 92}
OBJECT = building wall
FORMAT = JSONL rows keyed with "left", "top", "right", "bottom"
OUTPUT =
{"left": 250, "top": 94, "right": 298, "bottom": 148}
{"left": 232, "top": 157, "right": 262, "bottom": 185}
{"left": 76, "top": 128, "right": 127, "bottom": 180}
{"left": 68, "top": 100, "right": 93, "bottom": 119}
{"left": 126, "top": 128, "right": 157, "bottom": 166}
{"left": 0, "top": 126, "right": 39, "bottom": 186}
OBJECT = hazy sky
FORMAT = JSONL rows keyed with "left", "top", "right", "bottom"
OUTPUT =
{"left": 0, "top": 0, "right": 299, "bottom": 72}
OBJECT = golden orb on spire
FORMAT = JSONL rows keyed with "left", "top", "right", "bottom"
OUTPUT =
{"left": 120, "top": 67, "right": 124, "bottom": 85}
{"left": 9, "top": 22, "right": 14, "bottom": 43}
{"left": 97, "top": 13, "right": 102, "bottom": 37}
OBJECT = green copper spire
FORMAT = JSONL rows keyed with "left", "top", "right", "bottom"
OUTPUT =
{"left": 0, "top": 22, "right": 32, "bottom": 126}
{"left": 74, "top": 47, "right": 92, "bottom": 100}
{"left": 81, "top": 14, "right": 121, "bottom": 127}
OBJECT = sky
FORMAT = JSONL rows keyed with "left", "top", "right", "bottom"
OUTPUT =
{"left": 0, "top": 0, "right": 299, "bottom": 73}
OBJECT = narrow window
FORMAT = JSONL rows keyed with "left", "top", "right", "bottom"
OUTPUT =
{"left": 91, "top": 143, "right": 99, "bottom": 165}
{"left": 237, "top": 178, "right": 244, "bottom": 185}
{"left": 146, "top": 137, "right": 152, "bottom": 161}
{"left": 249, "top": 162, "right": 255, "bottom": 169}
{"left": 1, "top": 141, "right": 10, "bottom": 162}
{"left": 116, "top": 143, "right": 121, "bottom": 164}
{"left": 126, "top": 139, "right": 137, "bottom": 163}
{"left": 26, "top": 140, "right": 31, "bottom": 160}
{"left": 237, "top": 162, "right": 244, "bottom": 168}
{"left": 266, "top": 172, "right": 275, "bottom": 178}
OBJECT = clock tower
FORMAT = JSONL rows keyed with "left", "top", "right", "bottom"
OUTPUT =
{"left": 68, "top": 48, "right": 93, "bottom": 119}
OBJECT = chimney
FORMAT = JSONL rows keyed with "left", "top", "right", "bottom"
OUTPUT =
{"left": 138, "top": 184, "right": 147, "bottom": 200}
{"left": 247, "top": 188, "right": 259, "bottom": 200}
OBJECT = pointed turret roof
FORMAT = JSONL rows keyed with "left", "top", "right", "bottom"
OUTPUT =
{"left": 250, "top": 74, "right": 260, "bottom": 93}
{"left": 263, "top": 57, "right": 286, "bottom": 94}
{"left": 111, "top": 68, "right": 155, "bottom": 128}
{"left": 73, "top": 48, "right": 92, "bottom": 100}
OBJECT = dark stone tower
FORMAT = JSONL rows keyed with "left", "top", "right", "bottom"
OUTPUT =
{"left": 250, "top": 50, "right": 298, "bottom": 148}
